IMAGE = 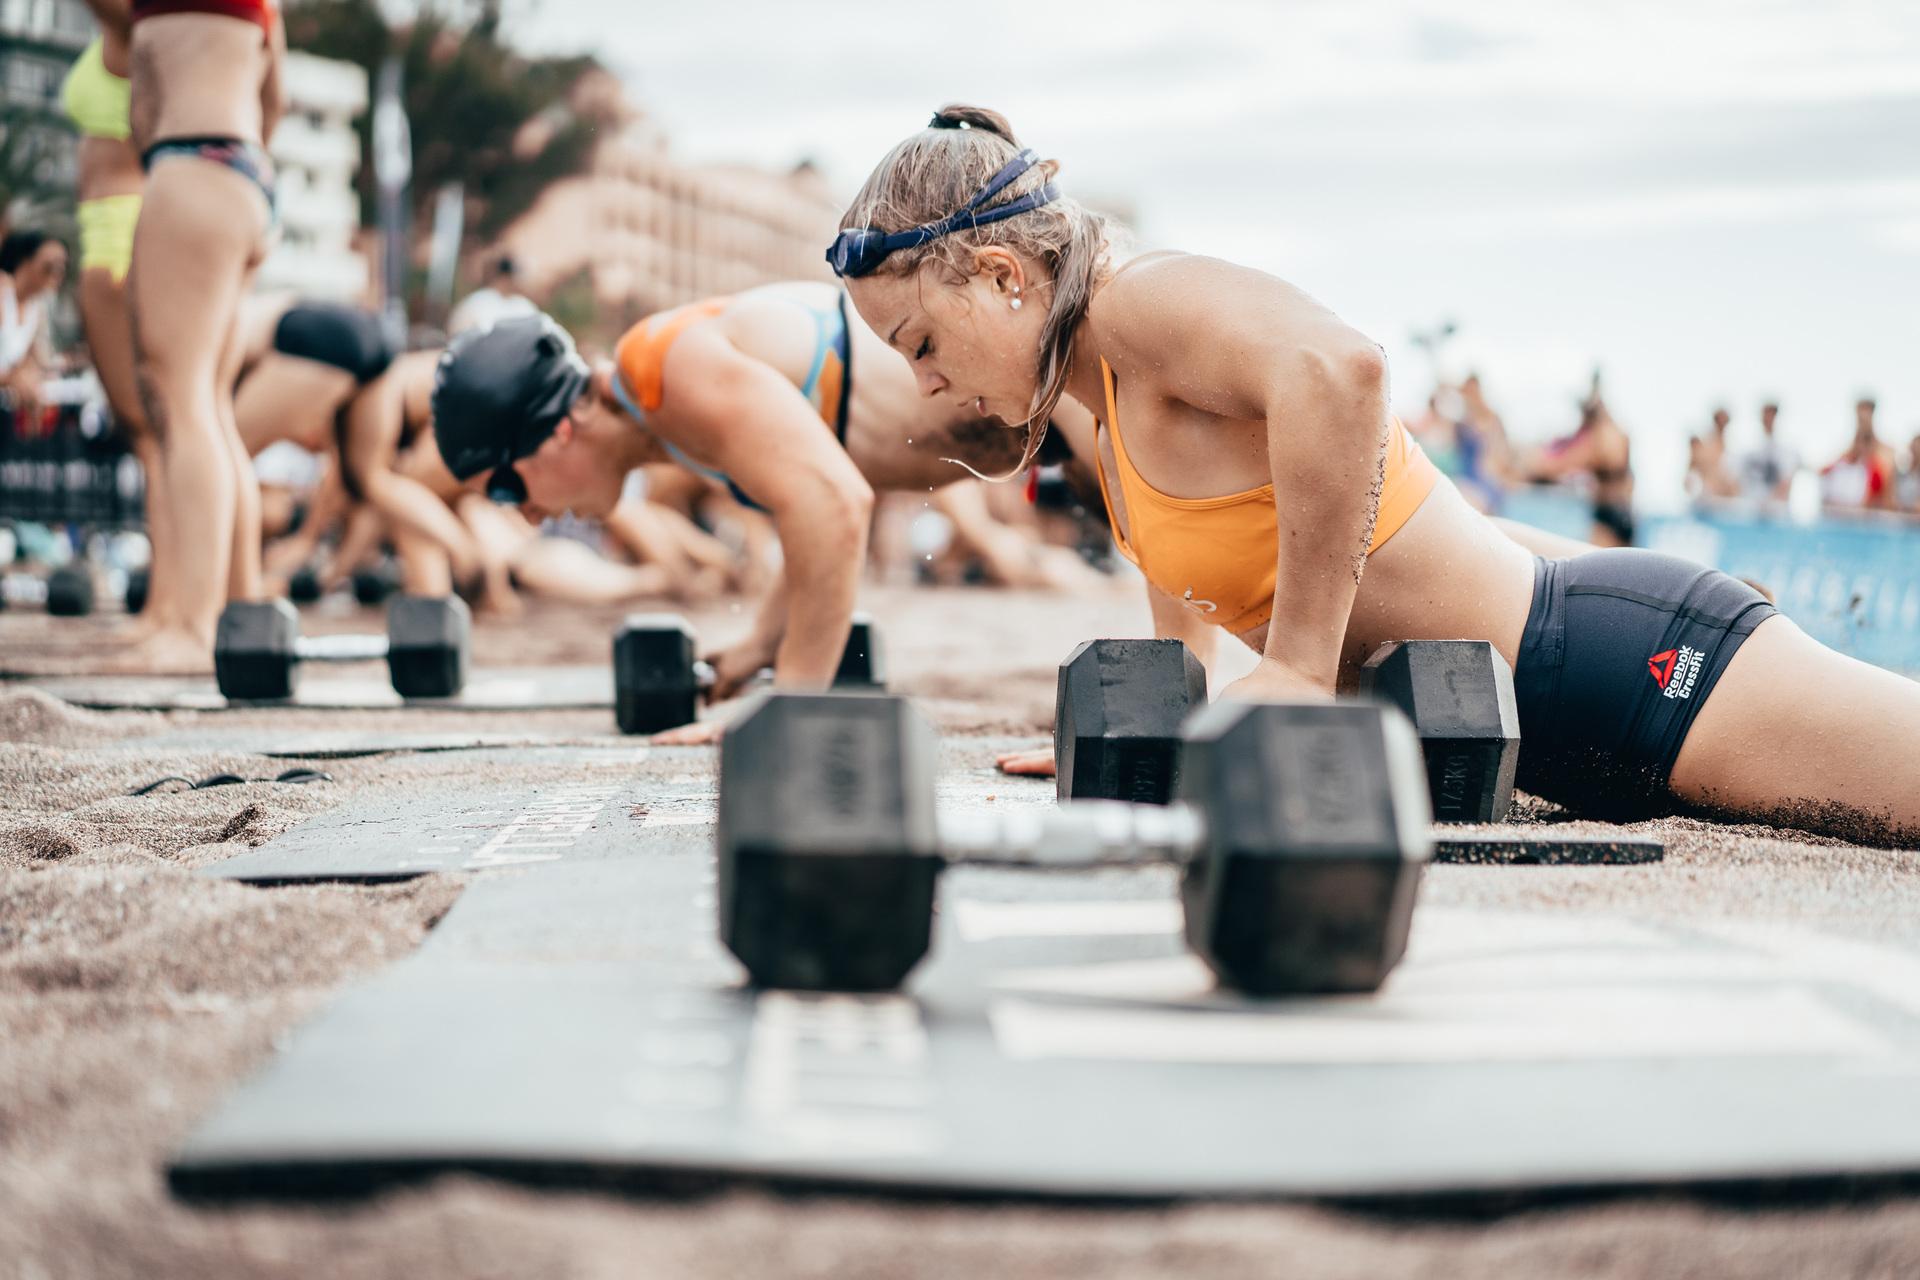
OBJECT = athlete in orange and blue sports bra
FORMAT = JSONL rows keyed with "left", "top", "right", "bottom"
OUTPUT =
{"left": 831, "top": 104, "right": 1920, "bottom": 844}
{"left": 431, "top": 285, "right": 1086, "bottom": 741}
{"left": 607, "top": 292, "right": 851, "bottom": 510}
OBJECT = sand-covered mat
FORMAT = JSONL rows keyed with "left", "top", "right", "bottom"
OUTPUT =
{"left": 6, "top": 586, "right": 1920, "bottom": 1276}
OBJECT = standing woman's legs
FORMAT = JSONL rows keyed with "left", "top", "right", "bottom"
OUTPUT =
{"left": 1670, "top": 616, "right": 1920, "bottom": 844}
{"left": 64, "top": 32, "right": 169, "bottom": 632}
{"left": 122, "top": 8, "right": 276, "bottom": 669}
{"left": 124, "top": 158, "right": 266, "bottom": 668}
{"left": 216, "top": 304, "right": 263, "bottom": 603}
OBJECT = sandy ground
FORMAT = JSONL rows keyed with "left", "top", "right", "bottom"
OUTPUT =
{"left": 4, "top": 583, "right": 1920, "bottom": 1279}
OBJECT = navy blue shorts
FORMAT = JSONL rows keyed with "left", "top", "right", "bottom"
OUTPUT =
{"left": 1512, "top": 550, "right": 1777, "bottom": 819}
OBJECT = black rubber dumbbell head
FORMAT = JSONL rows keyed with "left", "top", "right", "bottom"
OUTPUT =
{"left": 351, "top": 561, "right": 400, "bottom": 607}
{"left": 215, "top": 599, "right": 302, "bottom": 700}
{"left": 123, "top": 567, "right": 149, "bottom": 615}
{"left": 1177, "top": 700, "right": 1431, "bottom": 995}
{"left": 1358, "top": 640, "right": 1520, "bottom": 823}
{"left": 46, "top": 564, "right": 94, "bottom": 617}
{"left": 614, "top": 614, "right": 701, "bottom": 734}
{"left": 386, "top": 595, "right": 469, "bottom": 698}
{"left": 834, "top": 613, "right": 886, "bottom": 689}
{"left": 718, "top": 692, "right": 941, "bottom": 991}
{"left": 1055, "top": 638, "right": 1207, "bottom": 804}
{"left": 287, "top": 566, "right": 323, "bottom": 604}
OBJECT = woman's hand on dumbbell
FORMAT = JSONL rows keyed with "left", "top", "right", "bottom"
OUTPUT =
{"left": 704, "top": 638, "right": 777, "bottom": 703}
{"left": 1218, "top": 656, "right": 1335, "bottom": 705}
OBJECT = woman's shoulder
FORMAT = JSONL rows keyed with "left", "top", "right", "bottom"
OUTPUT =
{"left": 1091, "top": 250, "right": 1310, "bottom": 365}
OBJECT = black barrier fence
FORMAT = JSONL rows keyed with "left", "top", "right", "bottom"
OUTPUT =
{"left": 0, "top": 397, "right": 146, "bottom": 535}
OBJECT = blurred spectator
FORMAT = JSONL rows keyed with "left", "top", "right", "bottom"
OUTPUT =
{"left": 448, "top": 255, "right": 538, "bottom": 336}
{"left": 1819, "top": 397, "right": 1895, "bottom": 512}
{"left": 0, "top": 230, "right": 69, "bottom": 417}
{"left": 1518, "top": 373, "right": 1635, "bottom": 546}
{"left": 1739, "top": 400, "right": 1799, "bottom": 502}
{"left": 1407, "top": 374, "right": 1510, "bottom": 513}
{"left": 1686, "top": 405, "right": 1740, "bottom": 501}
{"left": 1898, "top": 431, "right": 1920, "bottom": 512}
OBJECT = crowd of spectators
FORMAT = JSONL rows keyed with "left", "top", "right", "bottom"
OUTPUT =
{"left": 1686, "top": 397, "right": 1911, "bottom": 516}
{"left": 1406, "top": 365, "right": 1913, "bottom": 534}
{"left": 6, "top": 221, "right": 1916, "bottom": 541}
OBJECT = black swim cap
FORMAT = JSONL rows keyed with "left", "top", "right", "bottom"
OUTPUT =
{"left": 432, "top": 314, "right": 590, "bottom": 482}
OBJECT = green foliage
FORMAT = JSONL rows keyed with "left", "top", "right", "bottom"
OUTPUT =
{"left": 284, "top": 0, "right": 612, "bottom": 247}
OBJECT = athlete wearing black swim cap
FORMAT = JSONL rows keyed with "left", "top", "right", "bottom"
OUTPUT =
{"left": 432, "top": 314, "right": 590, "bottom": 503}
{"left": 430, "top": 289, "right": 1101, "bottom": 745}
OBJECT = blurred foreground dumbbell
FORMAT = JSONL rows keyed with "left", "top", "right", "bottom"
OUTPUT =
{"left": 1359, "top": 640, "right": 1520, "bottom": 823}
{"left": 214, "top": 595, "right": 470, "bottom": 701}
{"left": 718, "top": 692, "right": 1432, "bottom": 995}
{"left": 1055, "top": 638, "right": 1207, "bottom": 804}
{"left": 613, "top": 611, "right": 887, "bottom": 735}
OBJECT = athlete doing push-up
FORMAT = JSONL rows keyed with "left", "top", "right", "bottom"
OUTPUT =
{"left": 828, "top": 105, "right": 1920, "bottom": 843}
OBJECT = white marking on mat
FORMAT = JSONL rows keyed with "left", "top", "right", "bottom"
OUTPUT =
{"left": 1693, "top": 920, "right": 1920, "bottom": 1022}
{"left": 988, "top": 987, "right": 1887, "bottom": 1064}
{"left": 741, "top": 993, "right": 938, "bottom": 1157}
{"left": 950, "top": 898, "right": 1183, "bottom": 942}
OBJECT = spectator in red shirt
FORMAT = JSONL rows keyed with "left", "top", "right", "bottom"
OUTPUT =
{"left": 1820, "top": 397, "right": 1895, "bottom": 512}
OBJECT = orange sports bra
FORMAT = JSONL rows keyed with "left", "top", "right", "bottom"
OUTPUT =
{"left": 1093, "top": 358, "right": 1439, "bottom": 636}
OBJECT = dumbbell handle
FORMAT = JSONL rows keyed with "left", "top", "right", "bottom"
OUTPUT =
{"left": 691, "top": 660, "right": 776, "bottom": 693}
{"left": 937, "top": 801, "right": 1205, "bottom": 869}
{"left": 293, "top": 633, "right": 389, "bottom": 663}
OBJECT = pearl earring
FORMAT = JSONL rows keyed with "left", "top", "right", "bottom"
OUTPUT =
{"left": 1010, "top": 286, "right": 1023, "bottom": 312}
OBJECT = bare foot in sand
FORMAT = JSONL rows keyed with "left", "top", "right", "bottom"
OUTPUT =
{"left": 97, "top": 625, "right": 215, "bottom": 676}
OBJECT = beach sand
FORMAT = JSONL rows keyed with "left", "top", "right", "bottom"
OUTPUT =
{"left": 4, "top": 584, "right": 1919, "bottom": 1279}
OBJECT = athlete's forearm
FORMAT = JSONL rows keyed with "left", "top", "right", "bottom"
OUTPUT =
{"left": 770, "top": 496, "right": 870, "bottom": 689}
{"left": 1260, "top": 345, "right": 1389, "bottom": 689}
{"left": 363, "top": 472, "right": 479, "bottom": 582}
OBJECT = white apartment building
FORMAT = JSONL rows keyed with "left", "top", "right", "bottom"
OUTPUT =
{"left": 256, "top": 52, "right": 370, "bottom": 301}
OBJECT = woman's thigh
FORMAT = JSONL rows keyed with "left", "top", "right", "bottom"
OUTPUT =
{"left": 1670, "top": 615, "right": 1920, "bottom": 843}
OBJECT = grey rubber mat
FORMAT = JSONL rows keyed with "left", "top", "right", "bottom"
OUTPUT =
{"left": 27, "top": 665, "right": 617, "bottom": 712}
{"left": 205, "top": 775, "right": 708, "bottom": 882}
{"left": 175, "top": 829, "right": 1920, "bottom": 1201}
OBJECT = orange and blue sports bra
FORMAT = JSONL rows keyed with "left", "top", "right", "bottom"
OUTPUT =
{"left": 1093, "top": 358, "right": 1439, "bottom": 636}
{"left": 610, "top": 292, "right": 851, "bottom": 509}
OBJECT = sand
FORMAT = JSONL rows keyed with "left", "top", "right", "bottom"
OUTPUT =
{"left": 3, "top": 584, "right": 1920, "bottom": 1279}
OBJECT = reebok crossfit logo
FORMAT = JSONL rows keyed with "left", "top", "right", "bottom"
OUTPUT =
{"left": 1648, "top": 645, "right": 1704, "bottom": 701}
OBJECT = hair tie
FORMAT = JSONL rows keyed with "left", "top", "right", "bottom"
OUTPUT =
{"left": 929, "top": 114, "right": 968, "bottom": 130}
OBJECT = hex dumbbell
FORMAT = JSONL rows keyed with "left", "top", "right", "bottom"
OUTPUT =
{"left": 1054, "top": 638, "right": 1208, "bottom": 804}
{"left": 45, "top": 564, "right": 95, "bottom": 616}
{"left": 351, "top": 560, "right": 401, "bottom": 607}
{"left": 286, "top": 566, "right": 323, "bottom": 604}
{"left": 718, "top": 692, "right": 1432, "bottom": 996}
{"left": 1359, "top": 640, "right": 1520, "bottom": 823}
{"left": 123, "top": 567, "right": 149, "bottom": 615}
{"left": 214, "top": 595, "right": 470, "bottom": 701}
{"left": 614, "top": 612, "right": 887, "bottom": 735}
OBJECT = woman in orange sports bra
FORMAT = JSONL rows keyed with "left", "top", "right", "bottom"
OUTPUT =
{"left": 830, "top": 104, "right": 1920, "bottom": 844}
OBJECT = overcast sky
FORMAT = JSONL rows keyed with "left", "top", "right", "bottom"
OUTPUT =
{"left": 502, "top": 0, "right": 1918, "bottom": 507}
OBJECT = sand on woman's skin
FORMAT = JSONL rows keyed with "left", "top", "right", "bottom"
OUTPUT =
{"left": 4, "top": 587, "right": 1920, "bottom": 1278}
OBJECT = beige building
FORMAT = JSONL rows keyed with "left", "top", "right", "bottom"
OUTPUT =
{"left": 488, "top": 71, "right": 839, "bottom": 332}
